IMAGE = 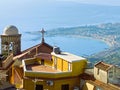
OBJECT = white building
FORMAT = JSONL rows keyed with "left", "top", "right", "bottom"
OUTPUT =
{"left": 94, "top": 61, "right": 120, "bottom": 85}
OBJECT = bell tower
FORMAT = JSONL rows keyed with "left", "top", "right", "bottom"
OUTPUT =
{"left": 0, "top": 25, "right": 21, "bottom": 55}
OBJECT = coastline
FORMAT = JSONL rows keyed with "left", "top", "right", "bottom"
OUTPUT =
{"left": 69, "top": 35, "right": 116, "bottom": 48}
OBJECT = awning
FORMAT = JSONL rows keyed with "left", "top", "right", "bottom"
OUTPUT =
{"left": 35, "top": 53, "right": 52, "bottom": 61}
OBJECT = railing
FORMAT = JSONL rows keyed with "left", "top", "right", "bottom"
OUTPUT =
{"left": 24, "top": 70, "right": 72, "bottom": 79}
{"left": 2, "top": 54, "right": 13, "bottom": 69}
{"left": 22, "top": 57, "right": 86, "bottom": 79}
{"left": 22, "top": 59, "right": 73, "bottom": 78}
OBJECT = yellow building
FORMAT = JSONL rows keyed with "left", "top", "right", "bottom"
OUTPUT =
{"left": 1, "top": 25, "right": 120, "bottom": 90}
{"left": 22, "top": 47, "right": 87, "bottom": 90}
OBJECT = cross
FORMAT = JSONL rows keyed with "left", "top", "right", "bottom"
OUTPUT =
{"left": 40, "top": 28, "right": 45, "bottom": 42}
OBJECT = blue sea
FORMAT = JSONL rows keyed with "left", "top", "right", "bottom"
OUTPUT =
{"left": 0, "top": 2, "right": 119, "bottom": 56}
{"left": 21, "top": 33, "right": 109, "bottom": 56}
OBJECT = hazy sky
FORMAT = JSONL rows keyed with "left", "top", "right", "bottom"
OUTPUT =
{"left": 0, "top": 0, "right": 120, "bottom": 50}
{"left": 0, "top": 0, "right": 120, "bottom": 31}
{"left": 57, "top": 0, "right": 120, "bottom": 6}
{"left": 0, "top": 0, "right": 120, "bottom": 8}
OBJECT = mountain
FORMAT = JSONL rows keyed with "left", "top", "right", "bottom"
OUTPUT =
{"left": 46, "top": 23, "right": 120, "bottom": 65}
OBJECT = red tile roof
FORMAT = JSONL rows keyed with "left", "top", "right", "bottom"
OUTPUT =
{"left": 80, "top": 73, "right": 120, "bottom": 90}
{"left": 95, "top": 61, "right": 113, "bottom": 71}
{"left": 35, "top": 53, "right": 52, "bottom": 61}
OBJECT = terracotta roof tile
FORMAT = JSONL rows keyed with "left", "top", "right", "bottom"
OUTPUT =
{"left": 81, "top": 73, "right": 120, "bottom": 90}
{"left": 35, "top": 53, "right": 52, "bottom": 61}
{"left": 95, "top": 61, "right": 113, "bottom": 71}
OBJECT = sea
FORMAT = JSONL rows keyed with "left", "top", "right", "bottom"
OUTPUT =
{"left": 21, "top": 33, "right": 109, "bottom": 56}
{"left": 0, "top": 2, "right": 120, "bottom": 56}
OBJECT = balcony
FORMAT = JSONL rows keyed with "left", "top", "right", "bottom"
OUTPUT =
{"left": 22, "top": 58, "right": 72, "bottom": 79}
{"left": 26, "top": 64, "right": 60, "bottom": 73}
{"left": 22, "top": 52, "right": 87, "bottom": 79}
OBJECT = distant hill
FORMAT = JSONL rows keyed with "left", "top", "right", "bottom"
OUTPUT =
{"left": 46, "top": 23, "right": 120, "bottom": 65}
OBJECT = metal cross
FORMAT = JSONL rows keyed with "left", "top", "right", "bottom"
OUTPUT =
{"left": 40, "top": 28, "right": 45, "bottom": 42}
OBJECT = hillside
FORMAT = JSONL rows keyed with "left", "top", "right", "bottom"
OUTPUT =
{"left": 46, "top": 23, "right": 120, "bottom": 65}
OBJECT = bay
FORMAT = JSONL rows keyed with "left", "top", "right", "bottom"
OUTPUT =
{"left": 21, "top": 34, "right": 109, "bottom": 56}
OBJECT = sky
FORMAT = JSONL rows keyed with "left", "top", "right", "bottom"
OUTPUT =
{"left": 0, "top": 0, "right": 120, "bottom": 32}
{"left": 0, "top": 0, "right": 120, "bottom": 52}
{"left": 0, "top": 0, "right": 120, "bottom": 6}
{"left": 57, "top": 0, "right": 120, "bottom": 6}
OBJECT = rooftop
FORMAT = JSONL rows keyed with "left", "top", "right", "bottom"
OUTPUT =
{"left": 51, "top": 52, "right": 86, "bottom": 62}
{"left": 26, "top": 64, "right": 60, "bottom": 72}
{"left": 81, "top": 73, "right": 120, "bottom": 90}
{"left": 3, "top": 25, "right": 19, "bottom": 35}
{"left": 88, "top": 79, "right": 120, "bottom": 90}
{"left": 95, "top": 61, "right": 113, "bottom": 71}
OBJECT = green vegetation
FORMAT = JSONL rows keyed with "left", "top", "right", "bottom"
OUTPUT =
{"left": 47, "top": 23, "right": 120, "bottom": 65}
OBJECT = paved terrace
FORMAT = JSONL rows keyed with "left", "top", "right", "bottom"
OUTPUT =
{"left": 26, "top": 64, "right": 60, "bottom": 72}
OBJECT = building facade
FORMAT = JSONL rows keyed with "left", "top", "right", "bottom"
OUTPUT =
{"left": 94, "top": 61, "right": 120, "bottom": 85}
{"left": 94, "top": 61, "right": 113, "bottom": 83}
{"left": 82, "top": 61, "right": 120, "bottom": 90}
{"left": 1, "top": 25, "right": 120, "bottom": 90}
{"left": 22, "top": 50, "right": 87, "bottom": 90}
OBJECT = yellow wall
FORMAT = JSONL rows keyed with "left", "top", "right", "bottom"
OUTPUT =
{"left": 54, "top": 77, "right": 80, "bottom": 90}
{"left": 52, "top": 56, "right": 71, "bottom": 72}
{"left": 44, "top": 59, "right": 53, "bottom": 66}
{"left": 63, "top": 60, "right": 68, "bottom": 71}
{"left": 83, "top": 82, "right": 95, "bottom": 90}
{"left": 24, "top": 79, "right": 34, "bottom": 90}
{"left": 51, "top": 55, "right": 87, "bottom": 73}
{"left": 10, "top": 65, "right": 14, "bottom": 84}
{"left": 23, "top": 77, "right": 80, "bottom": 90}
{"left": 23, "top": 54, "right": 87, "bottom": 90}
{"left": 72, "top": 60, "right": 87, "bottom": 76}
{"left": 57, "top": 58, "right": 62, "bottom": 71}
{"left": 25, "top": 71, "right": 72, "bottom": 79}
{"left": 24, "top": 56, "right": 87, "bottom": 79}
{"left": 25, "top": 57, "right": 53, "bottom": 67}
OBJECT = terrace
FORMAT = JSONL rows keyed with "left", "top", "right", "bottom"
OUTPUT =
{"left": 22, "top": 53, "right": 73, "bottom": 78}
{"left": 23, "top": 58, "right": 72, "bottom": 79}
{"left": 26, "top": 64, "right": 60, "bottom": 72}
{"left": 22, "top": 52, "right": 87, "bottom": 79}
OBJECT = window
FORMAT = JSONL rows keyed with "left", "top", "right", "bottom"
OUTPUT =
{"left": 36, "top": 84, "right": 43, "bottom": 90}
{"left": 61, "top": 84, "right": 69, "bottom": 90}
{"left": 54, "top": 57, "right": 57, "bottom": 69}
{"left": 68, "top": 62, "right": 71, "bottom": 71}
{"left": 41, "top": 59, "right": 44, "bottom": 65}
{"left": 109, "top": 71, "right": 113, "bottom": 78}
{"left": 97, "top": 68, "right": 100, "bottom": 75}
